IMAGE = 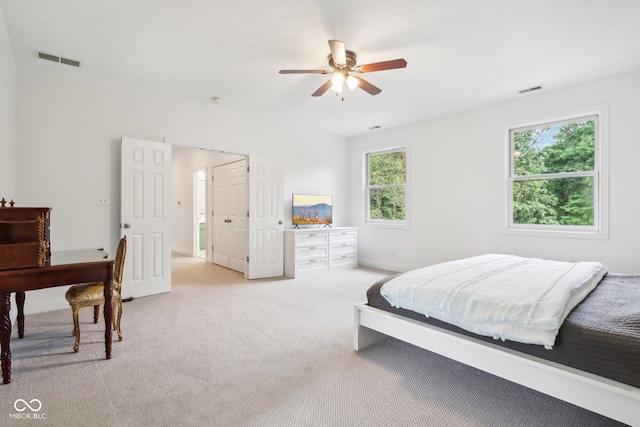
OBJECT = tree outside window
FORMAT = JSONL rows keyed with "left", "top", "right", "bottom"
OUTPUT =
{"left": 366, "top": 148, "right": 406, "bottom": 223}
{"left": 509, "top": 115, "right": 599, "bottom": 231}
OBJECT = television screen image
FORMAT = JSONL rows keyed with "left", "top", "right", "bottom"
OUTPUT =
{"left": 292, "top": 194, "right": 332, "bottom": 226}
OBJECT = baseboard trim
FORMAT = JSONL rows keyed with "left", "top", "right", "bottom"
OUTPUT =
{"left": 23, "top": 298, "right": 69, "bottom": 316}
{"left": 358, "top": 257, "right": 408, "bottom": 273}
{"left": 171, "top": 246, "right": 192, "bottom": 256}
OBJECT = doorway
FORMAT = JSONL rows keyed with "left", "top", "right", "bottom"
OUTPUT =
{"left": 194, "top": 168, "right": 207, "bottom": 259}
{"left": 171, "top": 146, "right": 245, "bottom": 264}
{"left": 170, "top": 144, "right": 284, "bottom": 279}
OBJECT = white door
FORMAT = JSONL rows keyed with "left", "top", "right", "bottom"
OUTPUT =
{"left": 246, "top": 156, "right": 284, "bottom": 279}
{"left": 121, "top": 137, "right": 172, "bottom": 297}
{"left": 212, "top": 159, "right": 247, "bottom": 273}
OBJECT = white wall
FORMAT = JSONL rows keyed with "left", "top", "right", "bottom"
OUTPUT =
{"left": 349, "top": 71, "right": 640, "bottom": 274}
{"left": 0, "top": 7, "right": 15, "bottom": 199}
{"left": 0, "top": 6, "right": 17, "bottom": 324}
{"left": 15, "top": 61, "right": 349, "bottom": 313}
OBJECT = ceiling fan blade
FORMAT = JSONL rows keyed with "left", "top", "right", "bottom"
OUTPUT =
{"left": 354, "top": 77, "right": 382, "bottom": 96}
{"left": 328, "top": 40, "right": 346, "bottom": 67}
{"left": 311, "top": 79, "right": 333, "bottom": 97}
{"left": 279, "top": 69, "right": 329, "bottom": 74}
{"left": 356, "top": 59, "right": 407, "bottom": 73}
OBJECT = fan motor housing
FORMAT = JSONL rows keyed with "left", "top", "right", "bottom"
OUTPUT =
{"left": 328, "top": 50, "right": 357, "bottom": 70}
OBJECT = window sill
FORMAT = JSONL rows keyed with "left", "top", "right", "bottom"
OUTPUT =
{"left": 364, "top": 220, "right": 409, "bottom": 230}
{"left": 503, "top": 227, "right": 608, "bottom": 240}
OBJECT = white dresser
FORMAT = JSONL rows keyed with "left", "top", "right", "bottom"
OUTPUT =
{"left": 284, "top": 227, "right": 358, "bottom": 278}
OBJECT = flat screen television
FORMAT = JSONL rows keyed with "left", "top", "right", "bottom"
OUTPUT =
{"left": 292, "top": 194, "right": 333, "bottom": 227}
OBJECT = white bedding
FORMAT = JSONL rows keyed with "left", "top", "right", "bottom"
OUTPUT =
{"left": 380, "top": 254, "right": 607, "bottom": 348}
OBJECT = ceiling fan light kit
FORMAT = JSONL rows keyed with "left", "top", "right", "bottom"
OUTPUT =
{"left": 279, "top": 40, "right": 407, "bottom": 99}
{"left": 346, "top": 75, "right": 359, "bottom": 90}
{"left": 331, "top": 73, "right": 345, "bottom": 92}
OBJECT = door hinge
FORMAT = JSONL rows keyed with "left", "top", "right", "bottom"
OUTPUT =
{"left": 247, "top": 211, "right": 250, "bottom": 218}
{"left": 212, "top": 210, "right": 214, "bottom": 216}
{"left": 246, "top": 256, "right": 249, "bottom": 262}
{"left": 247, "top": 166, "right": 250, "bottom": 173}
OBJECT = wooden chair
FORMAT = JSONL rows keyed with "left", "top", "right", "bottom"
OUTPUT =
{"left": 65, "top": 236, "right": 127, "bottom": 352}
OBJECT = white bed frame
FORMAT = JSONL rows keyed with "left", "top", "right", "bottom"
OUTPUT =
{"left": 354, "top": 303, "right": 640, "bottom": 426}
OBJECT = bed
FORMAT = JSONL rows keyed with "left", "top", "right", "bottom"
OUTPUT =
{"left": 353, "top": 255, "right": 640, "bottom": 426}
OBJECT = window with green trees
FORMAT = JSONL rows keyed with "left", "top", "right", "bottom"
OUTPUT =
{"left": 509, "top": 114, "right": 600, "bottom": 232}
{"left": 366, "top": 147, "right": 406, "bottom": 223}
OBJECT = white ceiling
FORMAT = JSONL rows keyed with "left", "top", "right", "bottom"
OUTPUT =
{"left": 2, "top": 0, "right": 640, "bottom": 137}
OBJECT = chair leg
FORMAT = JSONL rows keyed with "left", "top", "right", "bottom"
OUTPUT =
{"left": 72, "top": 306, "right": 81, "bottom": 353}
{"left": 93, "top": 305, "right": 99, "bottom": 323}
{"left": 111, "top": 301, "right": 117, "bottom": 331}
{"left": 115, "top": 300, "right": 123, "bottom": 341}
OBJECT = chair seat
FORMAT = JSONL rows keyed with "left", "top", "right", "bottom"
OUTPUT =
{"left": 65, "top": 282, "right": 120, "bottom": 306}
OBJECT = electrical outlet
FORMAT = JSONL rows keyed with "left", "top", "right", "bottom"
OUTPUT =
{"left": 97, "top": 195, "right": 109, "bottom": 207}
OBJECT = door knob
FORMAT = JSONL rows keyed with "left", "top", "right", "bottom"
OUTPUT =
{"left": 123, "top": 223, "right": 131, "bottom": 229}
{"left": 278, "top": 221, "right": 283, "bottom": 225}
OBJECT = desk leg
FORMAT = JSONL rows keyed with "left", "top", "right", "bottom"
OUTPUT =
{"left": 16, "top": 292, "right": 25, "bottom": 338}
{"left": 103, "top": 277, "right": 113, "bottom": 360}
{"left": 1, "top": 292, "right": 11, "bottom": 384}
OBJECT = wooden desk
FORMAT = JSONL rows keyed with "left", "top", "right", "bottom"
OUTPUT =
{"left": 0, "top": 249, "right": 114, "bottom": 384}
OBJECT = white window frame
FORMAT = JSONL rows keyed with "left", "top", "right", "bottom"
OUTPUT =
{"left": 364, "top": 145, "right": 409, "bottom": 228}
{"left": 504, "top": 105, "right": 609, "bottom": 239}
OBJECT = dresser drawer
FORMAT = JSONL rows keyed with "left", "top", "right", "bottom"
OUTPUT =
{"left": 296, "top": 258, "right": 329, "bottom": 274}
{"left": 296, "top": 232, "right": 329, "bottom": 246}
{"left": 329, "top": 230, "right": 357, "bottom": 244}
{"left": 329, "top": 253, "right": 358, "bottom": 269}
{"left": 295, "top": 244, "right": 329, "bottom": 260}
{"left": 330, "top": 242, "right": 356, "bottom": 256}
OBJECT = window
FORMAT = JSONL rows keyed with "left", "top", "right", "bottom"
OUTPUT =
{"left": 365, "top": 147, "right": 407, "bottom": 225}
{"left": 507, "top": 109, "right": 607, "bottom": 237}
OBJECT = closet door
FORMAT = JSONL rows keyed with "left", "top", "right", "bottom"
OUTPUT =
{"left": 212, "top": 159, "right": 247, "bottom": 273}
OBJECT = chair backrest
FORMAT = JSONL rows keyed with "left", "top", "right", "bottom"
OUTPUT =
{"left": 112, "top": 236, "right": 127, "bottom": 293}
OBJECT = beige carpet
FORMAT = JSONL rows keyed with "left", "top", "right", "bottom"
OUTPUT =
{"left": 5, "top": 255, "right": 623, "bottom": 426}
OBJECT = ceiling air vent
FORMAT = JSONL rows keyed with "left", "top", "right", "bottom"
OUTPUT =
{"left": 519, "top": 86, "right": 542, "bottom": 94}
{"left": 38, "top": 52, "right": 59, "bottom": 62}
{"left": 60, "top": 57, "right": 81, "bottom": 67}
{"left": 38, "top": 51, "right": 81, "bottom": 67}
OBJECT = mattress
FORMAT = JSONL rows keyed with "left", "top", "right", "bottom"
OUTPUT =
{"left": 367, "top": 272, "right": 640, "bottom": 388}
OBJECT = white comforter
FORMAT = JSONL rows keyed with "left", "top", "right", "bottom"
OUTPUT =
{"left": 380, "top": 254, "right": 607, "bottom": 348}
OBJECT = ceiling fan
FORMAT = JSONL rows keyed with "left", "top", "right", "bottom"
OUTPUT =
{"left": 279, "top": 40, "right": 407, "bottom": 98}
